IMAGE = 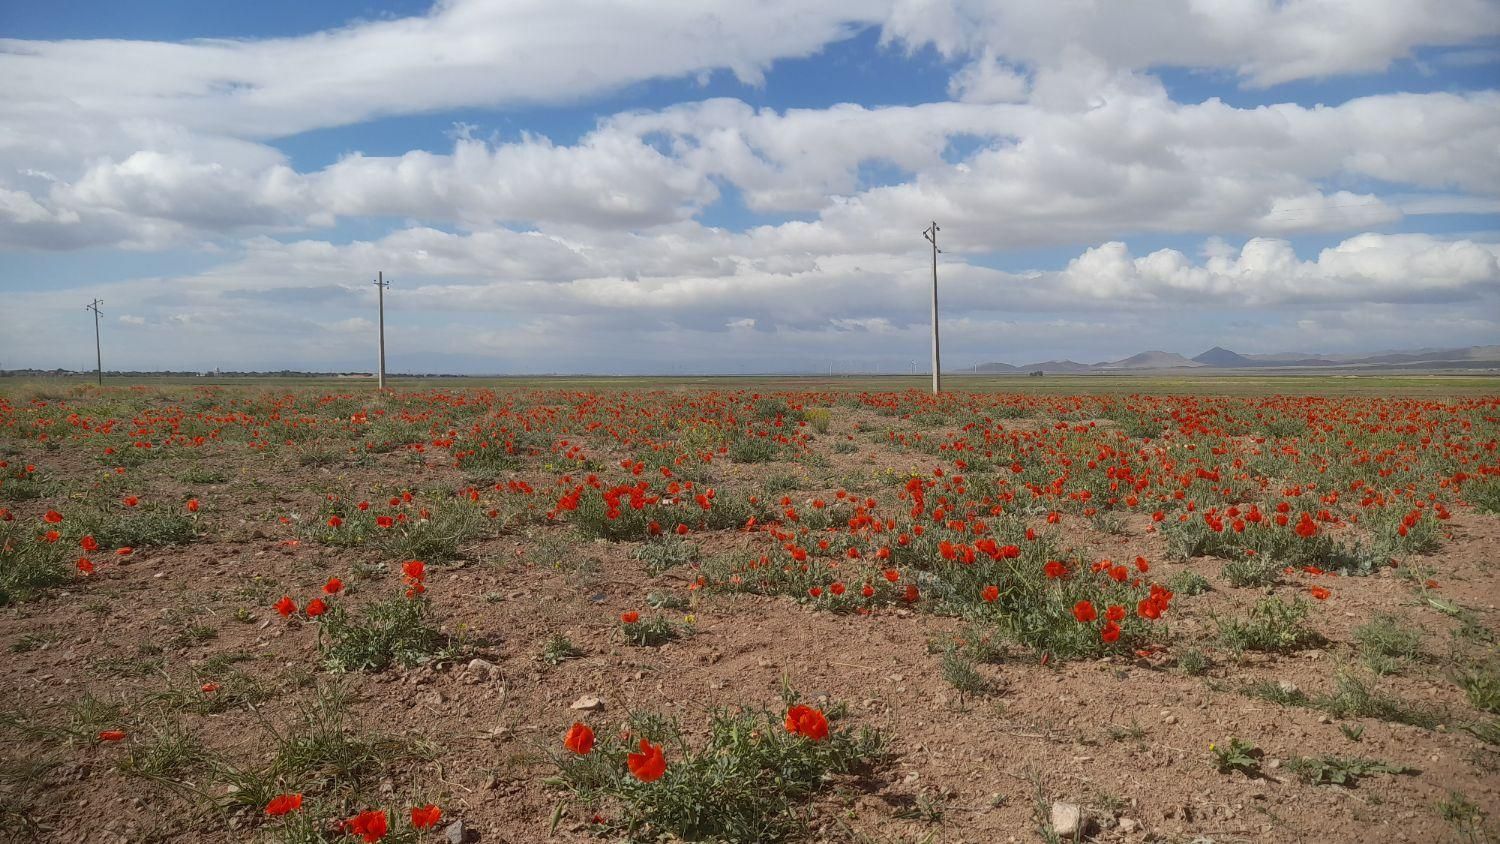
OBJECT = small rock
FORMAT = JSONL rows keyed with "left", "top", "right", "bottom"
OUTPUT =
{"left": 466, "top": 658, "right": 497, "bottom": 681}
{"left": 444, "top": 819, "right": 471, "bottom": 844}
{"left": 570, "top": 695, "right": 604, "bottom": 712}
{"left": 1119, "top": 817, "right": 1140, "bottom": 834}
{"left": 1051, "top": 801, "right": 1088, "bottom": 839}
{"left": 1277, "top": 680, "right": 1299, "bottom": 696}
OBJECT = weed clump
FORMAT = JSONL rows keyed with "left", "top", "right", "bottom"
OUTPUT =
{"left": 1215, "top": 597, "right": 1323, "bottom": 653}
{"left": 549, "top": 697, "right": 883, "bottom": 842}
{"left": 319, "top": 595, "right": 450, "bottom": 672}
{"left": 0, "top": 523, "right": 70, "bottom": 605}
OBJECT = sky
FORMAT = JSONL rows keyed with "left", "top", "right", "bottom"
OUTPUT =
{"left": 1, "top": 1, "right": 1498, "bottom": 375}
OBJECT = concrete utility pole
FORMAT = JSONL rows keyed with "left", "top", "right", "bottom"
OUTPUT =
{"left": 922, "top": 221, "right": 942, "bottom": 394}
{"left": 373, "top": 272, "right": 389, "bottom": 390}
{"left": 86, "top": 298, "right": 104, "bottom": 386}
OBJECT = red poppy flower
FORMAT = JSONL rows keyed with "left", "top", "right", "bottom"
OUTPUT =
{"left": 410, "top": 805, "right": 442, "bottom": 830}
{"left": 323, "top": 577, "right": 344, "bottom": 594}
{"left": 829, "top": 581, "right": 846, "bottom": 596}
{"left": 185, "top": 498, "right": 199, "bottom": 513}
{"left": 80, "top": 535, "right": 98, "bottom": 552}
{"left": 621, "top": 611, "right": 640, "bottom": 624}
{"left": 1308, "top": 586, "right": 1330, "bottom": 600}
{"left": 343, "top": 809, "right": 388, "bottom": 842}
{"left": 981, "top": 585, "right": 999, "bottom": 603}
{"left": 122, "top": 496, "right": 139, "bottom": 508}
{"left": 274, "top": 596, "right": 297, "bottom": 617}
{"left": 1044, "top": 560, "right": 1068, "bottom": 579}
{"left": 564, "top": 722, "right": 595, "bottom": 754}
{"left": 265, "top": 793, "right": 303, "bottom": 816}
{"left": 43, "top": 510, "right": 63, "bottom": 524}
{"left": 627, "top": 739, "right": 667, "bottom": 782}
{"left": 327, "top": 515, "right": 343, "bottom": 528}
{"left": 1072, "top": 600, "right": 1097, "bottom": 623}
{"left": 76, "top": 558, "right": 94, "bottom": 575}
{"left": 883, "top": 569, "right": 900, "bottom": 583}
{"left": 1294, "top": 512, "right": 1317, "bottom": 539}
{"left": 1105, "top": 604, "right": 1125, "bottom": 622}
{"left": 785, "top": 705, "right": 829, "bottom": 741}
{"left": 375, "top": 515, "right": 394, "bottom": 528}
{"left": 305, "top": 598, "right": 327, "bottom": 617}
{"left": 1101, "top": 620, "right": 1121, "bottom": 642}
{"left": 97, "top": 730, "right": 126, "bottom": 742}
{"left": 861, "top": 584, "right": 875, "bottom": 598}
{"left": 402, "top": 560, "right": 426, "bottom": 581}
{"left": 200, "top": 682, "right": 219, "bottom": 693}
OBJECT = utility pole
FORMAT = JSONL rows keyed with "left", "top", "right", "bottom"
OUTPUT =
{"left": 373, "top": 272, "right": 389, "bottom": 390}
{"left": 922, "top": 221, "right": 942, "bottom": 394}
{"left": 86, "top": 298, "right": 104, "bottom": 386}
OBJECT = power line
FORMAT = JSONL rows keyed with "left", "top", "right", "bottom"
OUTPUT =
{"left": 1257, "top": 199, "right": 1390, "bottom": 220}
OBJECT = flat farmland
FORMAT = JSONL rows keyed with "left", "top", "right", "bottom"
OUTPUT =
{"left": 1, "top": 379, "right": 1497, "bottom": 843}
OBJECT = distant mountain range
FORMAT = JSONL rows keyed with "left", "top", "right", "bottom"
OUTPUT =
{"left": 972, "top": 345, "right": 1500, "bottom": 373}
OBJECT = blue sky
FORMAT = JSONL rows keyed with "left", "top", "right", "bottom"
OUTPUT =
{"left": 1, "top": 1, "right": 1498, "bottom": 373}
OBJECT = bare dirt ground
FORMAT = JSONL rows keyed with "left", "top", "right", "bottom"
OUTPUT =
{"left": 1, "top": 382, "right": 1497, "bottom": 844}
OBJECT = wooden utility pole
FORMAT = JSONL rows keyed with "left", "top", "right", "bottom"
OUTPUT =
{"left": 86, "top": 298, "right": 104, "bottom": 386}
{"left": 922, "top": 221, "right": 942, "bottom": 394}
{"left": 374, "top": 272, "right": 389, "bottom": 390}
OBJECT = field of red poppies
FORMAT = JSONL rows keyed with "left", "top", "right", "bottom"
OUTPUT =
{"left": 1, "top": 379, "right": 1497, "bottom": 843}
